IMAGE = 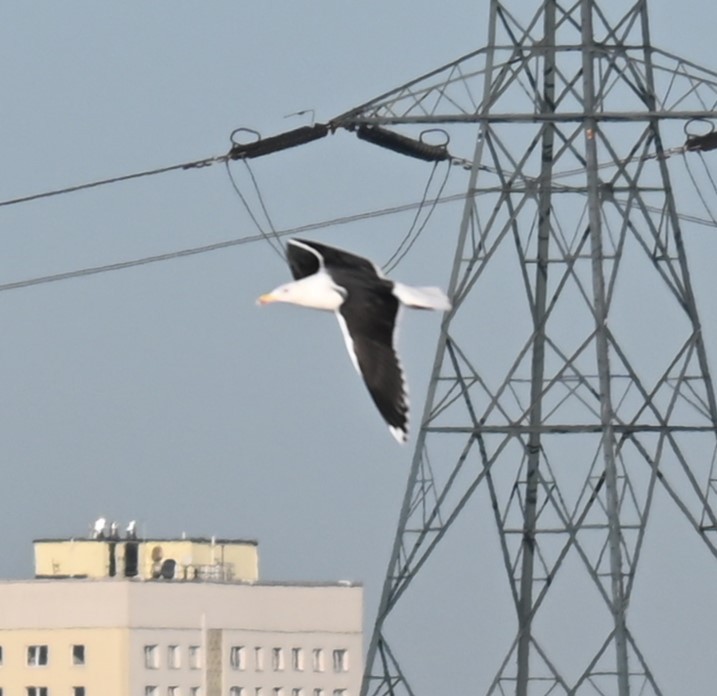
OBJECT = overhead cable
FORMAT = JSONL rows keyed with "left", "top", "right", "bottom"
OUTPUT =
{"left": 224, "top": 160, "right": 285, "bottom": 261}
{"left": 241, "top": 159, "right": 285, "bottom": 255}
{"left": 0, "top": 155, "right": 226, "bottom": 209}
{"left": 0, "top": 124, "right": 332, "bottom": 211}
{"left": 3, "top": 186, "right": 716, "bottom": 294}
{"left": 383, "top": 160, "right": 452, "bottom": 273}
{"left": 681, "top": 151, "right": 717, "bottom": 227}
{"left": 0, "top": 192, "right": 471, "bottom": 293}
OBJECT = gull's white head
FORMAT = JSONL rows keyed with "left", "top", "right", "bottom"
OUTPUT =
{"left": 257, "top": 274, "right": 344, "bottom": 311}
{"left": 257, "top": 281, "right": 300, "bottom": 306}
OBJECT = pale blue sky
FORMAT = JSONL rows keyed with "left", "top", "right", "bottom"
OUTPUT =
{"left": 1, "top": 2, "right": 717, "bottom": 693}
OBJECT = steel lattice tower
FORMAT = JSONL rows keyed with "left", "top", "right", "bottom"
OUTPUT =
{"left": 331, "top": 1, "right": 717, "bottom": 694}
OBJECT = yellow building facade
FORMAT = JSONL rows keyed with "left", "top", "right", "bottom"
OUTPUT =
{"left": 2, "top": 625, "right": 128, "bottom": 696}
{"left": 34, "top": 536, "right": 259, "bottom": 582}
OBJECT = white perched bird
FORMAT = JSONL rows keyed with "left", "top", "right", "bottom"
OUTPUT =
{"left": 258, "top": 238, "right": 451, "bottom": 443}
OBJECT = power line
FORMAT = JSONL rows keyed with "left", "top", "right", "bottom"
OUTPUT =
{"left": 0, "top": 155, "right": 228, "bottom": 209}
{"left": 383, "top": 161, "right": 442, "bottom": 271}
{"left": 0, "top": 192, "right": 470, "bottom": 293}
{"left": 383, "top": 160, "right": 452, "bottom": 273}
{"left": 0, "top": 122, "right": 714, "bottom": 295}
{"left": 0, "top": 127, "right": 694, "bottom": 217}
{"left": 241, "top": 158, "right": 286, "bottom": 256}
{"left": 224, "top": 160, "right": 285, "bottom": 261}
{"left": 0, "top": 123, "right": 331, "bottom": 211}
{"left": 681, "top": 150, "right": 717, "bottom": 227}
{"left": 3, "top": 186, "right": 716, "bottom": 294}
{"left": 0, "top": 235, "right": 255, "bottom": 291}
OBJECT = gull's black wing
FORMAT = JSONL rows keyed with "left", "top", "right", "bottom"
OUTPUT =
{"left": 335, "top": 279, "right": 408, "bottom": 442}
{"left": 287, "top": 238, "right": 380, "bottom": 280}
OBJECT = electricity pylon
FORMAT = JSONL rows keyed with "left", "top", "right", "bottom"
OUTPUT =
{"left": 332, "top": 1, "right": 717, "bottom": 693}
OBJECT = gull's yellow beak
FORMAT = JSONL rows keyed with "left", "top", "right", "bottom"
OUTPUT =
{"left": 257, "top": 293, "right": 277, "bottom": 306}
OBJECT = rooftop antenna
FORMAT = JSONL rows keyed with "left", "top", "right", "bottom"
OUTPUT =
{"left": 91, "top": 517, "right": 106, "bottom": 540}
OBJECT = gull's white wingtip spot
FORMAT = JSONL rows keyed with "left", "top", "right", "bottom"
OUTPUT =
{"left": 389, "top": 425, "right": 409, "bottom": 444}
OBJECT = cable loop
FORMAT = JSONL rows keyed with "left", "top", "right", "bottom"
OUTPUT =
{"left": 419, "top": 128, "right": 450, "bottom": 148}
{"left": 229, "top": 127, "right": 262, "bottom": 147}
{"left": 684, "top": 118, "right": 715, "bottom": 139}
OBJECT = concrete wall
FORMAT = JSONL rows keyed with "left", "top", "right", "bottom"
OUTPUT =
{"left": 128, "top": 627, "right": 204, "bottom": 696}
{"left": 0, "top": 581, "right": 130, "bottom": 627}
{"left": 220, "top": 627, "right": 360, "bottom": 696}
{"left": 0, "top": 580, "right": 362, "bottom": 696}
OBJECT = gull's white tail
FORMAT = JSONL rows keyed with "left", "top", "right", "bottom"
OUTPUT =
{"left": 393, "top": 283, "right": 452, "bottom": 311}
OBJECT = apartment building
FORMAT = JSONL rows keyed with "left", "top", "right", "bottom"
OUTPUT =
{"left": 0, "top": 531, "right": 362, "bottom": 696}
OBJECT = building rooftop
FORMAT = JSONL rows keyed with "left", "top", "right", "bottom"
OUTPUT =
{"left": 0, "top": 577, "right": 361, "bottom": 587}
{"left": 30, "top": 523, "right": 359, "bottom": 587}
{"left": 34, "top": 536, "right": 259, "bottom": 546}
{"left": 33, "top": 526, "right": 261, "bottom": 583}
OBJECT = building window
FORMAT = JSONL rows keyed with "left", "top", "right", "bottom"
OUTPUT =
{"left": 189, "top": 688, "right": 201, "bottom": 696}
{"left": 168, "top": 645, "right": 181, "bottom": 669}
{"left": 272, "top": 647, "right": 284, "bottom": 671}
{"left": 254, "top": 689, "right": 263, "bottom": 696}
{"left": 332, "top": 691, "right": 347, "bottom": 696}
{"left": 0, "top": 645, "right": 3, "bottom": 664}
{"left": 311, "top": 649, "right": 324, "bottom": 672}
{"left": 313, "top": 690, "right": 324, "bottom": 696}
{"left": 26, "top": 689, "right": 48, "bottom": 696}
{"left": 291, "top": 689, "right": 304, "bottom": 696}
{"left": 291, "top": 647, "right": 304, "bottom": 671}
{"left": 230, "top": 645, "right": 246, "bottom": 670}
{"left": 73, "top": 688, "right": 86, "bottom": 696}
{"left": 144, "top": 645, "right": 159, "bottom": 669}
{"left": 272, "top": 689, "right": 283, "bottom": 696}
{"left": 168, "top": 687, "right": 180, "bottom": 696}
{"left": 254, "top": 647, "right": 264, "bottom": 671}
{"left": 188, "top": 645, "right": 201, "bottom": 670}
{"left": 27, "top": 645, "right": 49, "bottom": 666}
{"left": 229, "top": 689, "right": 244, "bottom": 696}
{"left": 145, "top": 688, "right": 158, "bottom": 696}
{"left": 72, "top": 644, "right": 86, "bottom": 665}
{"left": 332, "top": 649, "right": 348, "bottom": 673}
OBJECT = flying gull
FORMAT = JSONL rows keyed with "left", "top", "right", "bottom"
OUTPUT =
{"left": 258, "top": 238, "right": 451, "bottom": 443}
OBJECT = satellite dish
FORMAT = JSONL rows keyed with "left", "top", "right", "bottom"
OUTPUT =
{"left": 109, "top": 521, "right": 119, "bottom": 538}
{"left": 160, "top": 559, "right": 177, "bottom": 580}
{"left": 126, "top": 520, "right": 137, "bottom": 539}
